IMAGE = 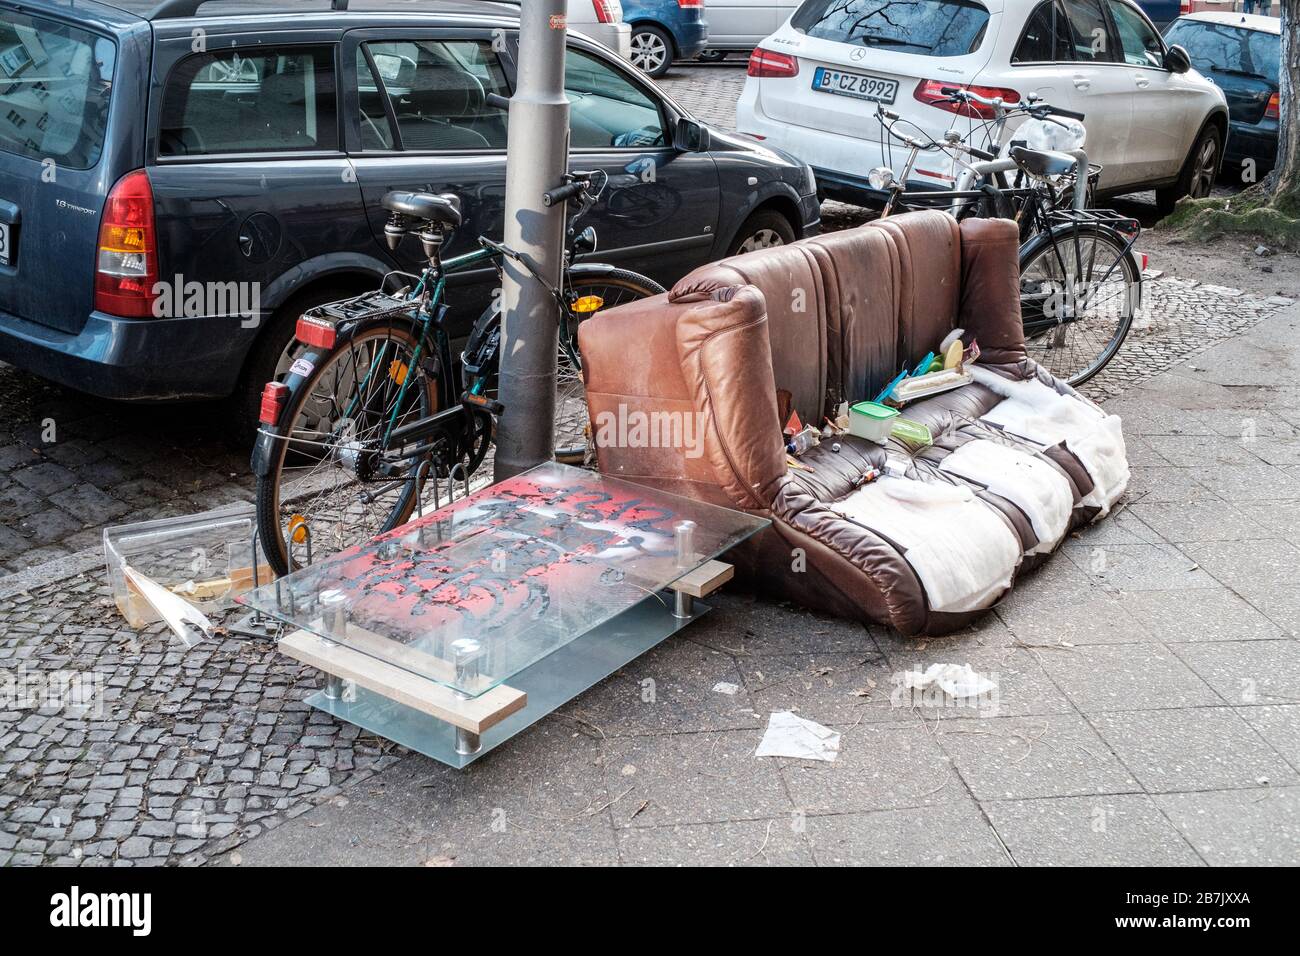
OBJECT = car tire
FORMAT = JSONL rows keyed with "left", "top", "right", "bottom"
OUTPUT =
{"left": 630, "top": 24, "right": 674, "bottom": 78}
{"left": 229, "top": 284, "right": 362, "bottom": 445}
{"left": 1156, "top": 124, "right": 1222, "bottom": 217}
{"left": 697, "top": 50, "right": 727, "bottom": 62}
{"left": 728, "top": 209, "right": 796, "bottom": 256}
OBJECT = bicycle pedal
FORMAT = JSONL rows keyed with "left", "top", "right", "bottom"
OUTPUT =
{"left": 461, "top": 391, "right": 504, "bottom": 416}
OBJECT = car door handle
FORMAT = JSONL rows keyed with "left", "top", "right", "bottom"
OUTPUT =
{"left": 1072, "top": 75, "right": 1090, "bottom": 91}
{"left": 1134, "top": 76, "right": 1150, "bottom": 88}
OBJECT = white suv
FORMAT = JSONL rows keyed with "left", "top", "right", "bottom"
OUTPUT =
{"left": 737, "top": 0, "right": 1228, "bottom": 213}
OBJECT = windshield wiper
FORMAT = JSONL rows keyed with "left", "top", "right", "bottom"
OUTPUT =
{"left": 854, "top": 37, "right": 918, "bottom": 48}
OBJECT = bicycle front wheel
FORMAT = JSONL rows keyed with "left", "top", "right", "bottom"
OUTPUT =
{"left": 554, "top": 269, "right": 665, "bottom": 463}
{"left": 1018, "top": 223, "right": 1139, "bottom": 388}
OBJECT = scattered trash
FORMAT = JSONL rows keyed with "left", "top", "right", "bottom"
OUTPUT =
{"left": 121, "top": 564, "right": 213, "bottom": 648}
{"left": 901, "top": 663, "right": 997, "bottom": 700}
{"left": 755, "top": 711, "right": 841, "bottom": 762}
{"left": 712, "top": 681, "right": 740, "bottom": 696}
{"left": 1255, "top": 244, "right": 1273, "bottom": 257}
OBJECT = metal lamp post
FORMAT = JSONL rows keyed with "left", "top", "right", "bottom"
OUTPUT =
{"left": 494, "top": 0, "right": 571, "bottom": 480}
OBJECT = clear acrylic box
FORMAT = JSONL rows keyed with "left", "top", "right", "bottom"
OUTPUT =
{"left": 104, "top": 506, "right": 265, "bottom": 628}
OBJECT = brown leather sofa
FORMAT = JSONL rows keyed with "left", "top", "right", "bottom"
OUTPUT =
{"left": 578, "top": 210, "right": 1129, "bottom": 636}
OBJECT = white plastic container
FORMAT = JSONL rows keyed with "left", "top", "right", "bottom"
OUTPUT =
{"left": 849, "top": 401, "right": 900, "bottom": 443}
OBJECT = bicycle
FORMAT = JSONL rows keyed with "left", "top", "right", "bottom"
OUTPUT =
{"left": 252, "top": 170, "right": 664, "bottom": 575}
{"left": 872, "top": 90, "right": 1142, "bottom": 387}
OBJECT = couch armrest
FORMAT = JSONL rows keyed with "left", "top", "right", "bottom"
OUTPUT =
{"left": 958, "top": 217, "right": 1027, "bottom": 366}
{"left": 578, "top": 285, "right": 785, "bottom": 511}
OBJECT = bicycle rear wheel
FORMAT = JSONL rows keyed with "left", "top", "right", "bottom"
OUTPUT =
{"left": 1018, "top": 223, "right": 1139, "bottom": 388}
{"left": 255, "top": 323, "right": 449, "bottom": 575}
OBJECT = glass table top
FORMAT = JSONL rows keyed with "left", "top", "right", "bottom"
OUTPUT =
{"left": 240, "top": 462, "right": 769, "bottom": 697}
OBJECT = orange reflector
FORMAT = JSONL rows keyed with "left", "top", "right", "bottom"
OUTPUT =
{"left": 288, "top": 514, "right": 309, "bottom": 544}
{"left": 388, "top": 359, "right": 409, "bottom": 385}
{"left": 572, "top": 295, "right": 604, "bottom": 313}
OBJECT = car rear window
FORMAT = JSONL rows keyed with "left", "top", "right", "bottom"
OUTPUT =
{"left": 160, "top": 47, "right": 338, "bottom": 156}
{"left": 790, "top": 0, "right": 990, "bottom": 57}
{"left": 0, "top": 12, "right": 115, "bottom": 169}
{"left": 1165, "top": 20, "right": 1278, "bottom": 83}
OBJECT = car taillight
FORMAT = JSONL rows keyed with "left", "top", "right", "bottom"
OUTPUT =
{"left": 1265, "top": 92, "right": 1279, "bottom": 120}
{"left": 592, "top": 0, "right": 616, "bottom": 23}
{"left": 296, "top": 315, "right": 337, "bottom": 350}
{"left": 748, "top": 48, "right": 799, "bottom": 78}
{"left": 914, "top": 80, "right": 1021, "bottom": 119}
{"left": 94, "top": 169, "right": 158, "bottom": 318}
{"left": 259, "top": 381, "right": 290, "bottom": 426}
{"left": 677, "top": 0, "right": 703, "bottom": 7}
{"left": 1179, "top": 0, "right": 1189, "bottom": 13}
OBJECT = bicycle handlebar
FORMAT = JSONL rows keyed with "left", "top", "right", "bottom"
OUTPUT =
{"left": 542, "top": 182, "right": 585, "bottom": 207}
{"left": 542, "top": 170, "right": 602, "bottom": 208}
{"left": 937, "top": 86, "right": 1085, "bottom": 122}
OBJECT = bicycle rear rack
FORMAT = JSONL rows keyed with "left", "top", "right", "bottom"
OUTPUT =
{"left": 1047, "top": 207, "right": 1141, "bottom": 239}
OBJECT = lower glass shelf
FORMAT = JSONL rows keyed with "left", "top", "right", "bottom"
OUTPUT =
{"left": 304, "top": 591, "right": 710, "bottom": 768}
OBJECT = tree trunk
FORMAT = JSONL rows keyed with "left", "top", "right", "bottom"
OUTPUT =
{"left": 1277, "top": 0, "right": 1300, "bottom": 198}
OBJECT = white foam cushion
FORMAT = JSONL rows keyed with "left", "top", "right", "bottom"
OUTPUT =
{"left": 834, "top": 476, "right": 1021, "bottom": 614}
{"left": 938, "top": 438, "right": 1074, "bottom": 553}
{"left": 971, "top": 367, "right": 1129, "bottom": 514}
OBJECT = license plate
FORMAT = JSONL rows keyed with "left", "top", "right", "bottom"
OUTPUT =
{"left": 0, "top": 222, "right": 9, "bottom": 266}
{"left": 811, "top": 66, "right": 898, "bottom": 104}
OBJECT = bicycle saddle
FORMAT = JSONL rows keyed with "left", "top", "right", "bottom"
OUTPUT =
{"left": 382, "top": 191, "right": 463, "bottom": 228}
{"left": 1009, "top": 145, "right": 1077, "bottom": 178}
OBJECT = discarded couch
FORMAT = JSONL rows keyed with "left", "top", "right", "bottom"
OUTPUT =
{"left": 577, "top": 210, "right": 1129, "bottom": 636}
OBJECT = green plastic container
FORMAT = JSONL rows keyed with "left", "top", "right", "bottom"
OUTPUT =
{"left": 849, "top": 401, "right": 899, "bottom": 443}
{"left": 891, "top": 417, "right": 933, "bottom": 446}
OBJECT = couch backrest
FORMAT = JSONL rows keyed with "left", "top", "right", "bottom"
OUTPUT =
{"left": 869, "top": 211, "right": 962, "bottom": 367}
{"left": 804, "top": 225, "right": 901, "bottom": 417}
{"left": 670, "top": 209, "right": 964, "bottom": 425}
{"left": 669, "top": 243, "right": 828, "bottom": 429}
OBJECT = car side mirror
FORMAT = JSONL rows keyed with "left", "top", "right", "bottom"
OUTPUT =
{"left": 1165, "top": 45, "right": 1191, "bottom": 74}
{"left": 674, "top": 117, "right": 710, "bottom": 152}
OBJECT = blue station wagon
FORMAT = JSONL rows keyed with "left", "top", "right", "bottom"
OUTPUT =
{"left": 0, "top": 0, "right": 818, "bottom": 435}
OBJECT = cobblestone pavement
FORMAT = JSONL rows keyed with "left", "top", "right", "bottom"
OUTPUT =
{"left": 0, "top": 569, "right": 401, "bottom": 866}
{"left": 0, "top": 379, "right": 251, "bottom": 574}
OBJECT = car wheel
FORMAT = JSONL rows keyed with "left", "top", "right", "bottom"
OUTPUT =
{"left": 697, "top": 50, "right": 727, "bottom": 62}
{"left": 1156, "top": 124, "right": 1222, "bottom": 217}
{"left": 230, "top": 285, "right": 362, "bottom": 444}
{"left": 729, "top": 209, "right": 796, "bottom": 256}
{"left": 630, "top": 25, "right": 673, "bottom": 78}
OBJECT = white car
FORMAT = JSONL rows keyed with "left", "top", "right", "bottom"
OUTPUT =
{"left": 698, "top": 0, "right": 803, "bottom": 59}
{"left": 569, "top": 0, "right": 633, "bottom": 61}
{"left": 737, "top": 0, "right": 1228, "bottom": 213}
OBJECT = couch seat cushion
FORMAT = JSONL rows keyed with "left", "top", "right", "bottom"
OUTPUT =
{"left": 830, "top": 475, "right": 1021, "bottom": 614}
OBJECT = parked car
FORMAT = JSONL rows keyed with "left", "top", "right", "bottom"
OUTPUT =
{"left": 737, "top": 0, "right": 1229, "bottom": 215}
{"left": 1164, "top": 11, "right": 1280, "bottom": 180}
{"left": 0, "top": 0, "right": 818, "bottom": 436}
{"left": 1136, "top": 0, "right": 1180, "bottom": 27}
{"left": 621, "top": 0, "right": 708, "bottom": 77}
{"left": 697, "top": 0, "right": 802, "bottom": 60}
{"left": 566, "top": 0, "right": 633, "bottom": 60}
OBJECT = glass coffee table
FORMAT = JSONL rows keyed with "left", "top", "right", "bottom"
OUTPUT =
{"left": 239, "top": 462, "right": 769, "bottom": 768}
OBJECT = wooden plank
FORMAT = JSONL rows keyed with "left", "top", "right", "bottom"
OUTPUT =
{"left": 278, "top": 628, "right": 526, "bottom": 734}
{"left": 670, "top": 560, "right": 733, "bottom": 598}
{"left": 320, "top": 620, "right": 459, "bottom": 685}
